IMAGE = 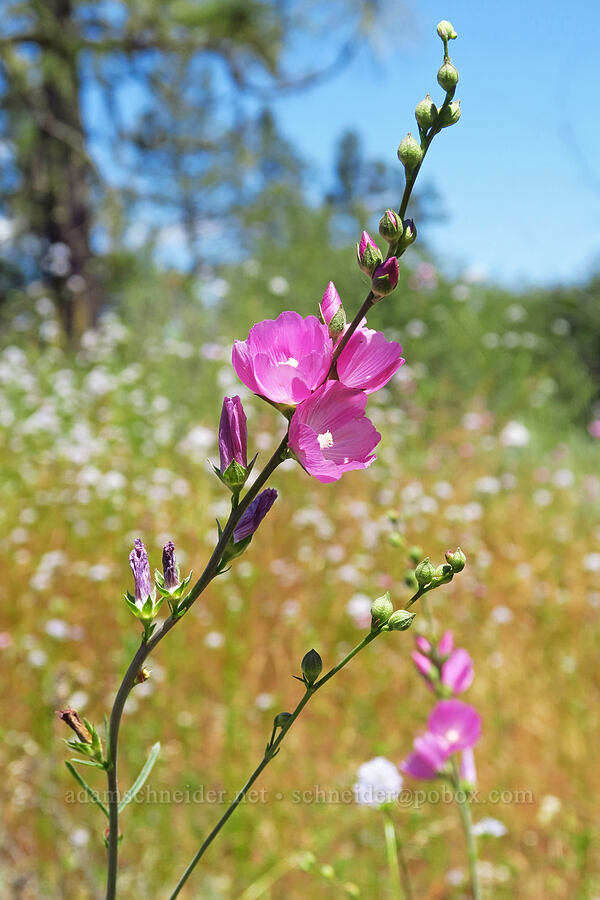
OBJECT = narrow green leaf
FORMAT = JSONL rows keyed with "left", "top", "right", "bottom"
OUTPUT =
{"left": 119, "top": 742, "right": 161, "bottom": 813}
{"left": 69, "top": 757, "right": 106, "bottom": 769}
{"left": 65, "top": 761, "right": 109, "bottom": 818}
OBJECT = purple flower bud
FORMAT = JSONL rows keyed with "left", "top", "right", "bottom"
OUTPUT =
{"left": 371, "top": 257, "right": 399, "bottom": 299}
{"left": 129, "top": 538, "right": 152, "bottom": 603}
{"left": 412, "top": 650, "right": 433, "bottom": 679}
{"left": 219, "top": 396, "right": 247, "bottom": 473}
{"left": 234, "top": 489, "right": 278, "bottom": 543}
{"left": 359, "top": 230, "right": 378, "bottom": 257}
{"left": 415, "top": 635, "right": 432, "bottom": 655}
{"left": 162, "top": 541, "right": 179, "bottom": 590}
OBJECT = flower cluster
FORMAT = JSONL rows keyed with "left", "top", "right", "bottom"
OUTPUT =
{"left": 402, "top": 630, "right": 480, "bottom": 782}
{"left": 230, "top": 275, "right": 404, "bottom": 483}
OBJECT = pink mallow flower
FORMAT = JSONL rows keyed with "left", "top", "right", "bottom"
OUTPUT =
{"left": 412, "top": 631, "right": 474, "bottom": 696}
{"left": 288, "top": 380, "right": 380, "bottom": 483}
{"left": 337, "top": 324, "right": 404, "bottom": 394}
{"left": 441, "top": 648, "right": 475, "bottom": 694}
{"left": 401, "top": 700, "right": 481, "bottom": 780}
{"left": 232, "top": 311, "right": 332, "bottom": 406}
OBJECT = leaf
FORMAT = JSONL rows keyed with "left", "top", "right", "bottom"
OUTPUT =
{"left": 65, "top": 761, "right": 109, "bottom": 818}
{"left": 118, "top": 742, "right": 161, "bottom": 813}
{"left": 69, "top": 757, "right": 106, "bottom": 769}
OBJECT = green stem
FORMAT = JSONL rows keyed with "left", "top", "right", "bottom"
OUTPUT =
{"left": 383, "top": 810, "right": 404, "bottom": 899}
{"left": 104, "top": 431, "right": 289, "bottom": 900}
{"left": 328, "top": 88, "right": 456, "bottom": 381}
{"left": 450, "top": 758, "right": 481, "bottom": 900}
{"left": 167, "top": 629, "right": 383, "bottom": 899}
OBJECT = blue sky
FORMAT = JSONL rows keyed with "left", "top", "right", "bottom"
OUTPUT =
{"left": 270, "top": 0, "right": 600, "bottom": 287}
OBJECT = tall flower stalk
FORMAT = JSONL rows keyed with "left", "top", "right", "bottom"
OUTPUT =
{"left": 55, "top": 19, "right": 467, "bottom": 899}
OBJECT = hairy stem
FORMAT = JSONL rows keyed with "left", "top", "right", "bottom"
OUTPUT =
{"left": 104, "top": 431, "right": 289, "bottom": 900}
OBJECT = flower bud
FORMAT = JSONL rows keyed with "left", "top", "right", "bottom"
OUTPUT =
{"left": 273, "top": 711, "right": 293, "bottom": 728}
{"left": 408, "top": 545, "right": 423, "bottom": 564}
{"left": 433, "top": 563, "right": 454, "bottom": 585}
{"left": 415, "top": 557, "right": 435, "bottom": 587}
{"left": 219, "top": 396, "right": 248, "bottom": 489}
{"left": 162, "top": 540, "right": 179, "bottom": 590}
{"left": 357, "top": 231, "right": 383, "bottom": 275}
{"left": 379, "top": 209, "right": 403, "bottom": 243}
{"left": 301, "top": 648, "right": 323, "bottom": 686}
{"left": 437, "top": 630, "right": 454, "bottom": 656}
{"left": 397, "top": 133, "right": 423, "bottom": 171}
{"left": 129, "top": 538, "right": 152, "bottom": 604}
{"left": 233, "top": 489, "right": 278, "bottom": 543}
{"left": 371, "top": 257, "right": 399, "bottom": 299}
{"left": 320, "top": 281, "right": 346, "bottom": 341}
{"left": 415, "top": 94, "right": 438, "bottom": 131}
{"left": 438, "top": 100, "right": 461, "bottom": 129}
{"left": 371, "top": 592, "right": 394, "bottom": 629}
{"left": 445, "top": 547, "right": 466, "bottom": 572}
{"left": 415, "top": 635, "right": 432, "bottom": 654}
{"left": 387, "top": 609, "right": 416, "bottom": 631}
{"left": 397, "top": 219, "right": 417, "bottom": 251}
{"left": 437, "top": 60, "right": 459, "bottom": 91}
{"left": 437, "top": 20, "right": 457, "bottom": 41}
{"left": 135, "top": 667, "right": 151, "bottom": 684}
{"left": 57, "top": 707, "right": 92, "bottom": 744}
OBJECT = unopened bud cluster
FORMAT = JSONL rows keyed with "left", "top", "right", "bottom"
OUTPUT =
{"left": 412, "top": 548, "right": 467, "bottom": 593}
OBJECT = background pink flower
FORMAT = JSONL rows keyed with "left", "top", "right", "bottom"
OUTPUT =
{"left": 232, "top": 311, "right": 332, "bottom": 406}
{"left": 288, "top": 380, "right": 380, "bottom": 483}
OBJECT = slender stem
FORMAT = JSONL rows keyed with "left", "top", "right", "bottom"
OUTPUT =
{"left": 167, "top": 629, "right": 383, "bottom": 898}
{"left": 104, "top": 431, "right": 289, "bottom": 900}
{"left": 450, "top": 758, "right": 481, "bottom": 900}
{"left": 328, "top": 88, "right": 456, "bottom": 382}
{"left": 383, "top": 810, "right": 404, "bottom": 899}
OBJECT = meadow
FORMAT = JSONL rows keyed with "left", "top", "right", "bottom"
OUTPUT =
{"left": 1, "top": 238, "right": 599, "bottom": 899}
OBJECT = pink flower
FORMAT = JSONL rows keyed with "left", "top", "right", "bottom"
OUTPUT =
{"left": 441, "top": 648, "right": 474, "bottom": 694}
{"left": 437, "top": 631, "right": 454, "bottom": 656}
{"left": 411, "top": 650, "right": 433, "bottom": 678}
{"left": 320, "top": 281, "right": 341, "bottom": 327}
{"left": 337, "top": 325, "right": 404, "bottom": 394}
{"left": 232, "top": 311, "right": 332, "bottom": 406}
{"left": 589, "top": 420, "right": 600, "bottom": 438}
{"left": 288, "top": 380, "right": 380, "bottom": 483}
{"left": 371, "top": 257, "right": 399, "bottom": 298}
{"left": 460, "top": 747, "right": 477, "bottom": 786}
{"left": 401, "top": 700, "right": 481, "bottom": 781}
{"left": 428, "top": 700, "right": 481, "bottom": 754}
{"left": 401, "top": 731, "right": 448, "bottom": 780}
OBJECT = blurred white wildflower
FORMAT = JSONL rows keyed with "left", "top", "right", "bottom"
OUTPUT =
{"left": 472, "top": 818, "right": 507, "bottom": 837}
{"left": 204, "top": 631, "right": 225, "bottom": 649}
{"left": 583, "top": 553, "right": 600, "bottom": 573}
{"left": 268, "top": 276, "right": 289, "bottom": 296}
{"left": 354, "top": 757, "right": 403, "bottom": 807}
{"left": 490, "top": 605, "right": 514, "bottom": 625}
{"left": 346, "top": 594, "right": 372, "bottom": 629}
{"left": 500, "top": 421, "right": 530, "bottom": 447}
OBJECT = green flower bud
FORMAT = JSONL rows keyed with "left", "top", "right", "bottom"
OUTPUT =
{"left": 438, "top": 60, "right": 459, "bottom": 91}
{"left": 408, "top": 545, "right": 423, "bottom": 564}
{"left": 438, "top": 100, "right": 461, "bottom": 129}
{"left": 379, "top": 209, "right": 403, "bottom": 243}
{"left": 415, "top": 94, "right": 438, "bottom": 131}
{"left": 437, "top": 20, "right": 457, "bottom": 41}
{"left": 273, "top": 711, "right": 293, "bottom": 729}
{"left": 445, "top": 547, "right": 466, "bottom": 572}
{"left": 344, "top": 884, "right": 361, "bottom": 898}
{"left": 397, "top": 133, "right": 423, "bottom": 171}
{"left": 433, "top": 563, "right": 454, "bottom": 585}
{"left": 371, "top": 592, "right": 394, "bottom": 629}
{"left": 387, "top": 609, "right": 416, "bottom": 631}
{"left": 404, "top": 569, "right": 418, "bottom": 590}
{"left": 320, "top": 865, "right": 335, "bottom": 880}
{"left": 389, "top": 532, "right": 404, "bottom": 548}
{"left": 301, "top": 648, "right": 323, "bottom": 686}
{"left": 415, "top": 557, "right": 435, "bottom": 587}
{"left": 398, "top": 219, "right": 417, "bottom": 251}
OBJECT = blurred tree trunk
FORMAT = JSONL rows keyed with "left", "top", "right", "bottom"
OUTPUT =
{"left": 27, "top": 0, "right": 98, "bottom": 338}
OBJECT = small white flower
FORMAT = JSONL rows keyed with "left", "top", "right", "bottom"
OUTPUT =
{"left": 500, "top": 421, "right": 530, "bottom": 448}
{"left": 354, "top": 757, "right": 403, "bottom": 807}
{"left": 583, "top": 553, "right": 600, "bottom": 573}
{"left": 490, "top": 605, "right": 514, "bottom": 625}
{"left": 472, "top": 817, "right": 507, "bottom": 837}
